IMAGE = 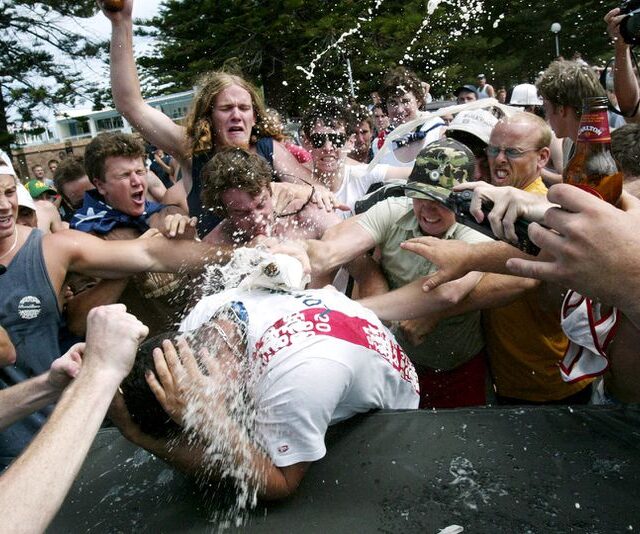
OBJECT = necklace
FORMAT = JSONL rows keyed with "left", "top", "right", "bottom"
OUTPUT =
{"left": 0, "top": 230, "right": 18, "bottom": 261}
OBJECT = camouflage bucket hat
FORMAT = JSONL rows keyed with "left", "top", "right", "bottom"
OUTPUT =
{"left": 405, "top": 138, "right": 476, "bottom": 200}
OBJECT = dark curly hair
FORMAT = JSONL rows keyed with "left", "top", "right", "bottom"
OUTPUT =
{"left": 379, "top": 66, "right": 425, "bottom": 106}
{"left": 120, "top": 331, "right": 183, "bottom": 439}
{"left": 301, "top": 96, "right": 356, "bottom": 138}
{"left": 200, "top": 147, "right": 273, "bottom": 217}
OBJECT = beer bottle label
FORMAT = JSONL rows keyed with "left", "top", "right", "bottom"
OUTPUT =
{"left": 570, "top": 183, "right": 604, "bottom": 200}
{"left": 577, "top": 111, "right": 611, "bottom": 143}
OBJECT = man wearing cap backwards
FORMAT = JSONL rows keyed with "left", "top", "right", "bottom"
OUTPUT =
{"left": 25, "top": 179, "right": 57, "bottom": 204}
{"left": 300, "top": 139, "right": 493, "bottom": 408}
{"left": 20, "top": 180, "right": 66, "bottom": 234}
{"left": 476, "top": 74, "right": 495, "bottom": 99}
{"left": 445, "top": 109, "right": 498, "bottom": 181}
{"left": 362, "top": 112, "right": 592, "bottom": 405}
{"left": 0, "top": 148, "right": 239, "bottom": 468}
{"left": 455, "top": 84, "right": 479, "bottom": 105}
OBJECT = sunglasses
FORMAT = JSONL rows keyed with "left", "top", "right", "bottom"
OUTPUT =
{"left": 309, "top": 132, "right": 347, "bottom": 149}
{"left": 485, "top": 145, "right": 541, "bottom": 159}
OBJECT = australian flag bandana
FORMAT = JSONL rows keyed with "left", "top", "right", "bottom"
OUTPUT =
{"left": 392, "top": 121, "right": 445, "bottom": 149}
{"left": 70, "top": 190, "right": 164, "bottom": 235}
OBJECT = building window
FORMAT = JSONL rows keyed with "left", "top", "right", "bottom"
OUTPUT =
{"left": 69, "top": 120, "right": 90, "bottom": 137}
{"left": 95, "top": 116, "right": 124, "bottom": 132}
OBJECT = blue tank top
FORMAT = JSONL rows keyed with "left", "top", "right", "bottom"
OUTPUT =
{"left": 188, "top": 137, "right": 275, "bottom": 237}
{"left": 0, "top": 229, "right": 61, "bottom": 467}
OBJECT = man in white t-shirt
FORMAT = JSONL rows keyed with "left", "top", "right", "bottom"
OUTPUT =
{"left": 117, "top": 284, "right": 419, "bottom": 501}
{"left": 376, "top": 67, "right": 445, "bottom": 168}
{"left": 301, "top": 98, "right": 412, "bottom": 218}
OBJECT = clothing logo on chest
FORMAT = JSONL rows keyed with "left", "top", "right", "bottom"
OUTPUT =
{"left": 18, "top": 296, "right": 42, "bottom": 320}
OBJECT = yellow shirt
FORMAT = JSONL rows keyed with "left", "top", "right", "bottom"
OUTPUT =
{"left": 484, "top": 178, "right": 590, "bottom": 401}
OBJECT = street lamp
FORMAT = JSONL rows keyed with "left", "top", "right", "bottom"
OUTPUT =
{"left": 550, "top": 22, "right": 562, "bottom": 57}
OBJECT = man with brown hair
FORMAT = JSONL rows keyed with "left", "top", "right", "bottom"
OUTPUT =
{"left": 52, "top": 156, "right": 93, "bottom": 220}
{"left": 66, "top": 132, "right": 196, "bottom": 337}
{"left": 376, "top": 67, "right": 445, "bottom": 167}
{"left": 201, "top": 148, "right": 340, "bottom": 247}
{"left": 536, "top": 60, "right": 607, "bottom": 146}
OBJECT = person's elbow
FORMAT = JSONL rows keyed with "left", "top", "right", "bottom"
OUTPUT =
{"left": 0, "top": 345, "right": 16, "bottom": 367}
{"left": 256, "top": 461, "right": 309, "bottom": 501}
{"left": 258, "top": 480, "right": 300, "bottom": 501}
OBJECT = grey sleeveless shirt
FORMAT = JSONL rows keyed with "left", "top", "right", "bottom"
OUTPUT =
{"left": 0, "top": 229, "right": 61, "bottom": 467}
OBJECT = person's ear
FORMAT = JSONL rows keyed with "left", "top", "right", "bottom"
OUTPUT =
{"left": 537, "top": 146, "right": 551, "bottom": 169}
{"left": 346, "top": 133, "right": 356, "bottom": 151}
{"left": 93, "top": 178, "right": 107, "bottom": 196}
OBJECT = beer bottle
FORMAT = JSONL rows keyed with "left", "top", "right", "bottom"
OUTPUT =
{"left": 563, "top": 96, "right": 623, "bottom": 205}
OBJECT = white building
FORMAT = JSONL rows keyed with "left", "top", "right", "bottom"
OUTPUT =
{"left": 12, "top": 89, "right": 194, "bottom": 147}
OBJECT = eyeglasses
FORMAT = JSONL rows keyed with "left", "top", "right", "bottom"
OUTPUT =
{"left": 485, "top": 146, "right": 541, "bottom": 159}
{"left": 309, "top": 132, "right": 347, "bottom": 149}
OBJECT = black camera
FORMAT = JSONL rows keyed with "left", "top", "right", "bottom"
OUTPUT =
{"left": 620, "top": 0, "right": 640, "bottom": 45}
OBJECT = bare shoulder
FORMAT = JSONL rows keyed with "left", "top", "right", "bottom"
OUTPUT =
{"left": 297, "top": 203, "right": 342, "bottom": 238}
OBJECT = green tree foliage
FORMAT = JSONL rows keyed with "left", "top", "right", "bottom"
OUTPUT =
{"left": 0, "top": 0, "right": 101, "bottom": 153}
{"left": 138, "top": 0, "right": 617, "bottom": 114}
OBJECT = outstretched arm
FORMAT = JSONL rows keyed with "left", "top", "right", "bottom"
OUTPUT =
{"left": 102, "top": 0, "right": 189, "bottom": 158}
{"left": 358, "top": 271, "right": 483, "bottom": 321}
{"left": 303, "top": 216, "right": 377, "bottom": 277}
{"left": 46, "top": 229, "right": 233, "bottom": 285}
{"left": 0, "top": 305, "right": 148, "bottom": 531}
{"left": 400, "top": 237, "right": 531, "bottom": 292}
{"left": 0, "top": 345, "right": 83, "bottom": 430}
{"left": 507, "top": 185, "right": 640, "bottom": 326}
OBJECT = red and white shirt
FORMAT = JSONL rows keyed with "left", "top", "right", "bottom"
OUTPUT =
{"left": 180, "top": 287, "right": 419, "bottom": 466}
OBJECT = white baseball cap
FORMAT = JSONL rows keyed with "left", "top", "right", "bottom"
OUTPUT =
{"left": 16, "top": 182, "right": 36, "bottom": 211}
{"left": 446, "top": 109, "right": 498, "bottom": 145}
{"left": 0, "top": 149, "right": 16, "bottom": 178}
{"left": 509, "top": 83, "right": 543, "bottom": 106}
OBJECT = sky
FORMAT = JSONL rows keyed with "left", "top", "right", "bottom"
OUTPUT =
{"left": 48, "top": 0, "right": 164, "bottom": 116}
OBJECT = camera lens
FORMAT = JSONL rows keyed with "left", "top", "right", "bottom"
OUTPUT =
{"left": 620, "top": 1, "right": 640, "bottom": 45}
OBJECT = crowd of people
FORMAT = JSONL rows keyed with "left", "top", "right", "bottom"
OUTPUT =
{"left": 1, "top": 0, "right": 639, "bottom": 526}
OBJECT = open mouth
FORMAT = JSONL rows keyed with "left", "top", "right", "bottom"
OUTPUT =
{"left": 0, "top": 214, "right": 14, "bottom": 230}
{"left": 131, "top": 191, "right": 145, "bottom": 205}
{"left": 228, "top": 126, "right": 245, "bottom": 135}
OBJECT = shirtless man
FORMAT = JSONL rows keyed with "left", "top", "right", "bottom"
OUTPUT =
{"left": 0, "top": 156, "right": 233, "bottom": 467}
{"left": 202, "top": 148, "right": 342, "bottom": 247}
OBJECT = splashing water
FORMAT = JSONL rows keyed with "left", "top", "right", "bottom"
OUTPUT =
{"left": 172, "top": 250, "right": 281, "bottom": 529}
{"left": 448, "top": 457, "right": 508, "bottom": 511}
{"left": 296, "top": 24, "right": 365, "bottom": 80}
{"left": 181, "top": 320, "right": 261, "bottom": 529}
